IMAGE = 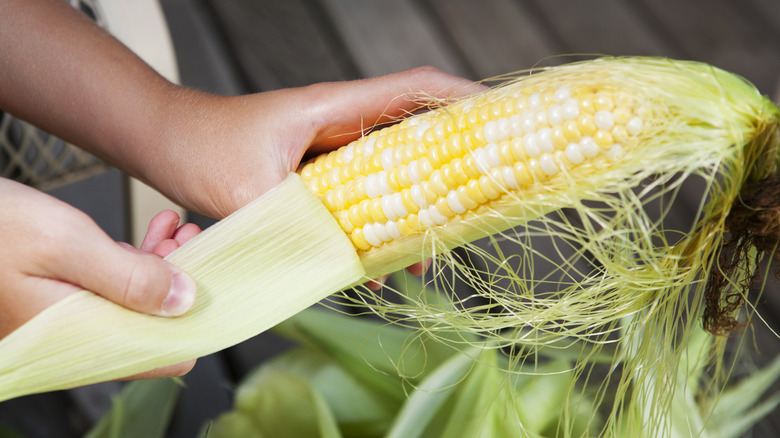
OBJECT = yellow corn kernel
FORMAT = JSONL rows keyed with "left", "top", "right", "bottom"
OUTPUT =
{"left": 350, "top": 228, "right": 371, "bottom": 251}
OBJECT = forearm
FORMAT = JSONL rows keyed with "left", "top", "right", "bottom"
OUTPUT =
{"left": 0, "top": 0, "right": 184, "bottom": 181}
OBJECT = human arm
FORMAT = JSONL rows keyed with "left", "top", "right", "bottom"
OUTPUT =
{"left": 0, "top": 0, "right": 482, "bottom": 219}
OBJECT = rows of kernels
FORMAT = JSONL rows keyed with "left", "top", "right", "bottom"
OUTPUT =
{"left": 299, "top": 83, "right": 646, "bottom": 251}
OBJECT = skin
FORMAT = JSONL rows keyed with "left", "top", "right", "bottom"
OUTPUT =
{"left": 0, "top": 0, "right": 484, "bottom": 379}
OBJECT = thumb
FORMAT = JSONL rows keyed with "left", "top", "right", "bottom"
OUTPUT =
{"left": 56, "top": 235, "right": 197, "bottom": 317}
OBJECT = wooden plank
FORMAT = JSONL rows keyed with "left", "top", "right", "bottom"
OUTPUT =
{"left": 526, "top": 0, "right": 677, "bottom": 57}
{"left": 46, "top": 169, "right": 127, "bottom": 241}
{"left": 208, "top": 0, "right": 355, "bottom": 91}
{"left": 637, "top": 0, "right": 780, "bottom": 94}
{"left": 745, "top": 0, "right": 780, "bottom": 38}
{"left": 424, "top": 0, "right": 560, "bottom": 79}
{"left": 744, "top": 0, "right": 780, "bottom": 97}
{"left": 319, "top": 0, "right": 469, "bottom": 78}
{"left": 160, "top": 0, "right": 245, "bottom": 95}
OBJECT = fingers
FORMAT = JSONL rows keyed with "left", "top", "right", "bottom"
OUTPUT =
{"left": 173, "top": 223, "right": 201, "bottom": 245}
{"left": 140, "top": 210, "right": 181, "bottom": 252}
{"left": 51, "top": 213, "right": 197, "bottom": 317}
{"left": 405, "top": 258, "right": 433, "bottom": 276}
{"left": 366, "top": 275, "right": 389, "bottom": 291}
{"left": 121, "top": 359, "right": 197, "bottom": 381}
{"left": 307, "top": 67, "right": 488, "bottom": 153}
{"left": 367, "top": 258, "right": 433, "bottom": 290}
{"left": 140, "top": 210, "right": 201, "bottom": 257}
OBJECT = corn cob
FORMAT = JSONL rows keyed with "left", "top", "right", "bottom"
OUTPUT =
{"left": 1, "top": 57, "right": 778, "bottom": 403}
{"left": 301, "top": 79, "right": 637, "bottom": 250}
{"left": 301, "top": 57, "right": 780, "bottom": 282}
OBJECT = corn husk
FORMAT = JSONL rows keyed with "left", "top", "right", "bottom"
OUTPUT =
{"left": 0, "top": 174, "right": 364, "bottom": 401}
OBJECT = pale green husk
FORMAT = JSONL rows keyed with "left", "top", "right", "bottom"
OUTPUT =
{"left": 0, "top": 174, "right": 365, "bottom": 401}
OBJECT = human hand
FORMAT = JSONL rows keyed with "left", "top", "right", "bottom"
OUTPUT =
{"left": 135, "top": 68, "right": 482, "bottom": 285}
{"left": 135, "top": 67, "right": 484, "bottom": 220}
{"left": 0, "top": 178, "right": 199, "bottom": 377}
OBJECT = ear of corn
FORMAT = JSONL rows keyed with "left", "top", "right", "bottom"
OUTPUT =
{"left": 0, "top": 57, "right": 777, "bottom": 417}
{"left": 301, "top": 58, "right": 779, "bottom": 282}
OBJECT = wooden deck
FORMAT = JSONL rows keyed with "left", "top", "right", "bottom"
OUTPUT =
{"left": 1, "top": 0, "right": 779, "bottom": 436}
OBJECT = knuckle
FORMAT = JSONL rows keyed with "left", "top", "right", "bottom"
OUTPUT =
{"left": 121, "top": 255, "right": 168, "bottom": 311}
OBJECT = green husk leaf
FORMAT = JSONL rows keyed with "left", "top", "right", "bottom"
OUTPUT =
{"left": 84, "top": 378, "right": 181, "bottom": 438}
{"left": 0, "top": 174, "right": 364, "bottom": 401}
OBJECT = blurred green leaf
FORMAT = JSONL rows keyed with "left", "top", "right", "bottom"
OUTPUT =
{"left": 268, "top": 348, "right": 398, "bottom": 438}
{"left": 513, "top": 360, "right": 575, "bottom": 435}
{"left": 706, "top": 355, "right": 780, "bottom": 438}
{"left": 0, "top": 423, "right": 27, "bottom": 438}
{"left": 389, "top": 271, "right": 480, "bottom": 347}
{"left": 204, "top": 412, "right": 263, "bottom": 438}
{"left": 275, "top": 307, "right": 457, "bottom": 401}
{"left": 385, "top": 348, "right": 479, "bottom": 438}
{"left": 439, "top": 349, "right": 529, "bottom": 438}
{"left": 209, "top": 367, "right": 341, "bottom": 438}
{"left": 84, "top": 378, "right": 181, "bottom": 438}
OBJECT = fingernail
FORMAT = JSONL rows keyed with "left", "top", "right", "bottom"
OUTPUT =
{"left": 161, "top": 272, "right": 197, "bottom": 316}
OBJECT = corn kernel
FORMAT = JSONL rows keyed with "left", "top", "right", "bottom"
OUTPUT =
{"left": 350, "top": 229, "right": 371, "bottom": 251}
{"left": 551, "top": 126, "right": 568, "bottom": 149}
{"left": 401, "top": 189, "right": 419, "bottom": 214}
{"left": 479, "top": 175, "right": 501, "bottom": 200}
{"left": 348, "top": 204, "right": 366, "bottom": 228}
{"left": 336, "top": 211, "right": 354, "bottom": 233}
{"left": 435, "top": 197, "right": 457, "bottom": 218}
{"left": 563, "top": 120, "right": 582, "bottom": 143}
{"left": 419, "top": 181, "right": 438, "bottom": 204}
{"left": 396, "top": 165, "right": 412, "bottom": 188}
{"left": 449, "top": 159, "right": 470, "bottom": 185}
{"left": 456, "top": 185, "right": 479, "bottom": 210}
{"left": 466, "top": 179, "right": 488, "bottom": 204}
{"left": 447, "top": 134, "right": 465, "bottom": 158}
{"left": 358, "top": 200, "right": 373, "bottom": 224}
{"left": 513, "top": 162, "right": 533, "bottom": 186}
{"left": 462, "top": 154, "right": 482, "bottom": 179}
{"left": 595, "top": 94, "right": 615, "bottom": 111}
{"left": 577, "top": 114, "right": 597, "bottom": 136}
{"left": 595, "top": 130, "right": 615, "bottom": 147}
{"left": 369, "top": 198, "right": 386, "bottom": 222}
{"left": 465, "top": 107, "right": 481, "bottom": 129}
{"left": 429, "top": 170, "right": 450, "bottom": 196}
{"left": 396, "top": 218, "right": 413, "bottom": 236}
{"left": 440, "top": 164, "right": 459, "bottom": 190}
